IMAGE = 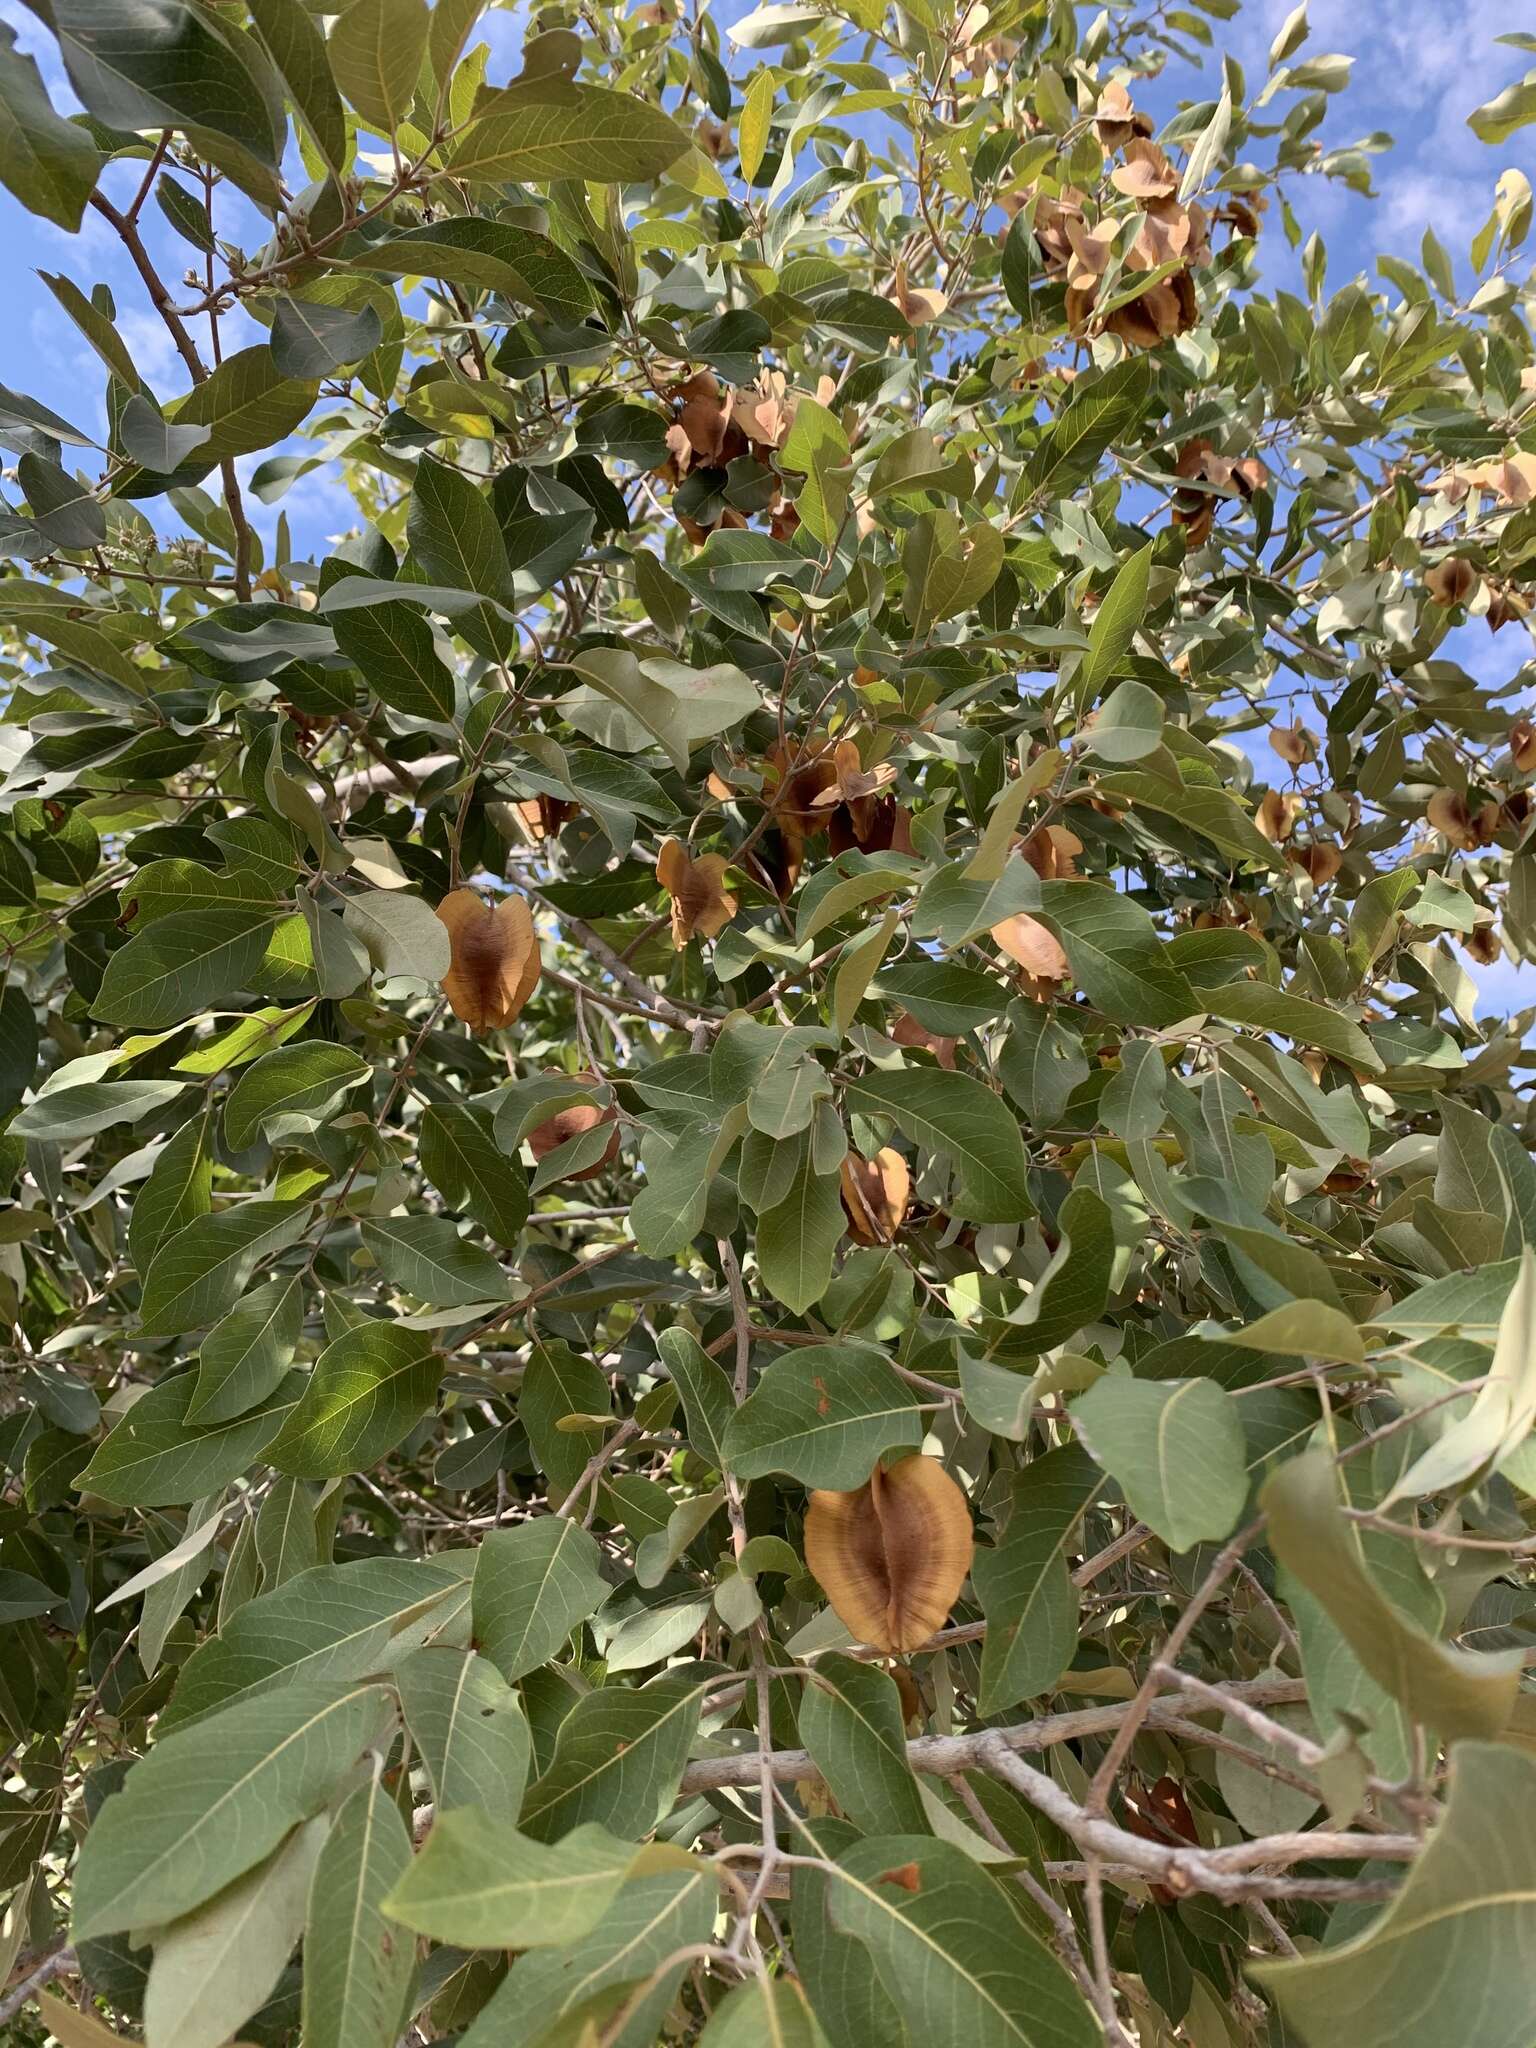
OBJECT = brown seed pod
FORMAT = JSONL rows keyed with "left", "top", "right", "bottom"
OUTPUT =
{"left": 838, "top": 1146, "right": 911, "bottom": 1246}
{"left": 804, "top": 1453, "right": 973, "bottom": 1653}
{"left": 435, "top": 889, "right": 541, "bottom": 1034}
{"left": 656, "top": 837, "right": 738, "bottom": 949}
{"left": 527, "top": 1072, "right": 619, "bottom": 1183}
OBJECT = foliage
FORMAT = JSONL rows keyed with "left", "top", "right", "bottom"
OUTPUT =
{"left": 0, "top": 1, "right": 1535, "bottom": 2044}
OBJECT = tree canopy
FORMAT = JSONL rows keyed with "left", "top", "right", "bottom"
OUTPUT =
{"left": 1, "top": 1, "right": 1536, "bottom": 2045}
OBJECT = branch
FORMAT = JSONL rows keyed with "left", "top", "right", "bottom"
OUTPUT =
{"left": 675, "top": 1676, "right": 1309, "bottom": 1795}
{"left": 980, "top": 1737, "right": 1419, "bottom": 1904}
{"left": 88, "top": 188, "right": 253, "bottom": 600}
{"left": 0, "top": 1944, "right": 77, "bottom": 2026}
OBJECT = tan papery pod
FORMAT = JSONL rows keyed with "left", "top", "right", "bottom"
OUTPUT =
{"left": 838, "top": 1146, "right": 911, "bottom": 1246}
{"left": 656, "top": 837, "right": 737, "bottom": 948}
{"left": 436, "top": 889, "right": 541, "bottom": 1033}
{"left": 805, "top": 1453, "right": 973, "bottom": 1652}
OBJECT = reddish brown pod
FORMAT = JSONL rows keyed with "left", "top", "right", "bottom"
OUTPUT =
{"left": 526, "top": 1073, "right": 619, "bottom": 1184}
{"left": 805, "top": 1453, "right": 973, "bottom": 1653}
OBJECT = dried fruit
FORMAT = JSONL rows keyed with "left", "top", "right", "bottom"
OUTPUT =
{"left": 527, "top": 1072, "right": 619, "bottom": 1183}
{"left": 1269, "top": 721, "right": 1318, "bottom": 768}
{"left": 805, "top": 1453, "right": 974, "bottom": 1653}
{"left": 435, "top": 889, "right": 541, "bottom": 1034}
{"left": 839, "top": 1146, "right": 911, "bottom": 1245}
{"left": 1425, "top": 558, "right": 1478, "bottom": 606}
{"left": 656, "top": 837, "right": 738, "bottom": 948}
{"left": 992, "top": 910, "right": 1071, "bottom": 988}
{"left": 1426, "top": 789, "right": 1498, "bottom": 852}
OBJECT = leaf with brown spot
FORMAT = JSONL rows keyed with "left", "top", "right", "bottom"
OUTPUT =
{"left": 436, "top": 889, "right": 541, "bottom": 1034}
{"left": 656, "top": 837, "right": 737, "bottom": 949}
{"left": 877, "top": 1860, "right": 923, "bottom": 1892}
{"left": 805, "top": 1452, "right": 974, "bottom": 1653}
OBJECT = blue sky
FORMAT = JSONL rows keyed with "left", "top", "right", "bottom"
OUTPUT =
{"left": 1, "top": 0, "right": 1532, "bottom": 1011}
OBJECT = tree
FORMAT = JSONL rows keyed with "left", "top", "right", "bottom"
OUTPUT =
{"left": 0, "top": 0, "right": 1534, "bottom": 2042}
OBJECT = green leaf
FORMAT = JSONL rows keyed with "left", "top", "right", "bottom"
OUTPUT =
{"left": 656, "top": 1328, "right": 735, "bottom": 1469}
{"left": 383, "top": 1815, "right": 680, "bottom": 1949}
{"left": 189, "top": 1274, "right": 304, "bottom": 1424}
{"left": 723, "top": 1344, "right": 923, "bottom": 1488}
{"left": 1254, "top": 1741, "right": 1536, "bottom": 2048}
{"left": 407, "top": 454, "right": 511, "bottom": 602}
{"left": 702, "top": 1977, "right": 829, "bottom": 2046}
{"left": 1469, "top": 74, "right": 1536, "bottom": 144}
{"left": 71, "top": 1678, "right": 394, "bottom": 1939}
{"left": 1071, "top": 1377, "right": 1248, "bottom": 1552}
{"left": 161, "top": 1555, "right": 469, "bottom": 1733}
{"left": 843, "top": 1068, "right": 1032, "bottom": 1225}
{"left": 1027, "top": 357, "right": 1151, "bottom": 498}
{"left": 142, "top": 1812, "right": 326, "bottom": 2048}
{"left": 454, "top": 1868, "right": 715, "bottom": 2047}
{"left": 973, "top": 1445, "right": 1101, "bottom": 1714}
{"left": 53, "top": 0, "right": 282, "bottom": 173}
{"left": 117, "top": 392, "right": 213, "bottom": 472}
{"left": 326, "top": 0, "right": 427, "bottom": 137}
{"left": 471, "top": 1516, "right": 608, "bottom": 1684}
{"left": 249, "top": 0, "right": 348, "bottom": 175}
{"left": 139, "top": 1201, "right": 311, "bottom": 1336}
{"left": 93, "top": 908, "right": 288, "bottom": 1029}
{"left": 827, "top": 1837, "right": 1098, "bottom": 2048}
{"left": 996, "top": 1186, "right": 1113, "bottom": 1358}
{"left": 1380, "top": 1247, "right": 1536, "bottom": 1504}
{"left": 874, "top": 961, "right": 1006, "bottom": 1035}
{"left": 344, "top": 889, "right": 454, "bottom": 982}
{"left": 224, "top": 1043, "right": 370, "bottom": 1151}
{"left": 265, "top": 1321, "right": 440, "bottom": 1479}
{"left": 19, "top": 451, "right": 104, "bottom": 548}
{"left": 445, "top": 81, "right": 692, "bottom": 184}
{"left": 160, "top": 346, "right": 317, "bottom": 473}
{"left": 301, "top": 1773, "right": 416, "bottom": 2048}
{"left": 799, "top": 1655, "right": 931, "bottom": 1836}
{"left": 331, "top": 600, "right": 457, "bottom": 721}
{"left": 0, "top": 23, "right": 99, "bottom": 229}
{"left": 1078, "top": 545, "right": 1151, "bottom": 698}
{"left": 1263, "top": 1449, "right": 1521, "bottom": 1743}
{"left": 12, "top": 1078, "right": 183, "bottom": 1142}
{"left": 1026, "top": 881, "right": 1197, "bottom": 1028}
{"left": 1208, "top": 981, "right": 1384, "bottom": 1073}
{"left": 396, "top": 1645, "right": 530, "bottom": 1824}
{"left": 270, "top": 296, "right": 383, "bottom": 378}
{"left": 361, "top": 1214, "right": 509, "bottom": 1306}
{"left": 128, "top": 1114, "right": 213, "bottom": 1275}
{"left": 756, "top": 1156, "right": 845, "bottom": 1312}
{"left": 519, "top": 1672, "right": 702, "bottom": 1842}
{"left": 75, "top": 1369, "right": 304, "bottom": 1508}
{"left": 420, "top": 1103, "right": 529, "bottom": 1243}
{"left": 360, "top": 220, "right": 593, "bottom": 326}
{"left": 737, "top": 68, "right": 774, "bottom": 183}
